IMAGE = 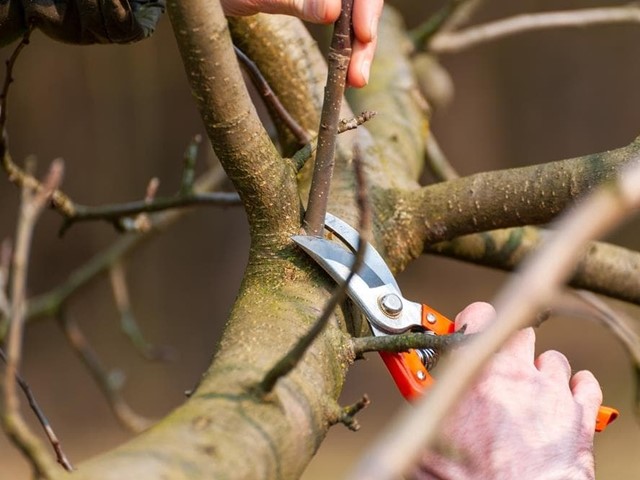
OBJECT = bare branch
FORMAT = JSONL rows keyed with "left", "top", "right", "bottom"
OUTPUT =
{"left": 348, "top": 157, "right": 640, "bottom": 480}
{"left": 351, "top": 331, "right": 468, "bottom": 356}
{"left": 429, "top": 227, "right": 640, "bottom": 305}
{"left": 291, "top": 111, "right": 377, "bottom": 172}
{"left": 430, "top": 4, "right": 640, "bottom": 54}
{"left": 56, "top": 310, "right": 153, "bottom": 433}
{"left": 2, "top": 159, "right": 64, "bottom": 478}
{"left": 59, "top": 191, "right": 241, "bottom": 235}
{"left": 0, "top": 348, "right": 73, "bottom": 471}
{"left": 234, "top": 45, "right": 311, "bottom": 145}
{"left": 168, "top": 0, "right": 299, "bottom": 242}
{"left": 329, "top": 394, "right": 370, "bottom": 432}
{"left": 391, "top": 136, "right": 640, "bottom": 271}
{"left": 303, "top": 0, "right": 354, "bottom": 236}
{"left": 422, "top": 135, "right": 640, "bottom": 305}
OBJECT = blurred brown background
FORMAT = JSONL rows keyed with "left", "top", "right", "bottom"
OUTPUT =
{"left": 1, "top": 1, "right": 639, "bottom": 478}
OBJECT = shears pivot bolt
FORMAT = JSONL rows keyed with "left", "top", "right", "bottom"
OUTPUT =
{"left": 379, "top": 293, "right": 403, "bottom": 317}
{"left": 426, "top": 312, "right": 437, "bottom": 324}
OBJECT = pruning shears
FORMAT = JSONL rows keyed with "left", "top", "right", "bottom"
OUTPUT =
{"left": 292, "top": 213, "right": 619, "bottom": 432}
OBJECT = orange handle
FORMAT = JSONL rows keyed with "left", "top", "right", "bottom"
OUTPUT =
{"left": 379, "top": 305, "right": 619, "bottom": 433}
{"left": 379, "top": 304, "right": 454, "bottom": 400}
{"left": 596, "top": 406, "right": 619, "bottom": 432}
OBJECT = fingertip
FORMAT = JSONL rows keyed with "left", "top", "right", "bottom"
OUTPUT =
{"left": 454, "top": 302, "right": 495, "bottom": 333}
{"left": 352, "top": 0, "right": 383, "bottom": 42}
{"left": 534, "top": 350, "right": 571, "bottom": 381}
{"left": 347, "top": 38, "right": 376, "bottom": 88}
{"left": 306, "top": 0, "right": 341, "bottom": 24}
{"left": 571, "top": 370, "right": 603, "bottom": 407}
{"left": 571, "top": 370, "right": 603, "bottom": 432}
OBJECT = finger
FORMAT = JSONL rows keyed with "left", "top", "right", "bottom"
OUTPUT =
{"left": 221, "top": 0, "right": 341, "bottom": 24}
{"left": 535, "top": 350, "right": 572, "bottom": 383}
{"left": 455, "top": 302, "right": 535, "bottom": 362}
{"left": 347, "top": 37, "right": 377, "bottom": 87}
{"left": 352, "top": 0, "right": 384, "bottom": 43}
{"left": 499, "top": 327, "right": 536, "bottom": 363}
{"left": 454, "top": 302, "right": 495, "bottom": 334}
{"left": 570, "top": 370, "right": 603, "bottom": 428}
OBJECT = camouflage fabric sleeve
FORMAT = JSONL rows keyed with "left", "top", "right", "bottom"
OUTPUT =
{"left": 0, "top": 0, "right": 165, "bottom": 46}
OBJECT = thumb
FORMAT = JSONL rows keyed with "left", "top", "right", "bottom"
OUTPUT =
{"left": 454, "top": 302, "right": 496, "bottom": 334}
{"left": 221, "top": 0, "right": 341, "bottom": 24}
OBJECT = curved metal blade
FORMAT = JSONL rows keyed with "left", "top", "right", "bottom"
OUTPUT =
{"left": 324, "top": 213, "right": 400, "bottom": 291}
{"left": 292, "top": 235, "right": 421, "bottom": 334}
{"left": 292, "top": 235, "right": 386, "bottom": 289}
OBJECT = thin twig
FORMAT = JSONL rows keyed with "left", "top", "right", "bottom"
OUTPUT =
{"left": 59, "top": 191, "right": 241, "bottom": 235}
{"left": 0, "top": 29, "right": 32, "bottom": 131}
{"left": 259, "top": 145, "right": 371, "bottom": 394}
{"left": 352, "top": 331, "right": 468, "bottom": 356}
{"left": 109, "top": 261, "right": 175, "bottom": 361}
{"left": 234, "top": 45, "right": 311, "bottom": 145}
{"left": 0, "top": 348, "right": 73, "bottom": 471}
{"left": 430, "top": 4, "right": 640, "bottom": 54}
{"left": 331, "top": 394, "right": 370, "bottom": 432}
{"left": 303, "top": 0, "right": 354, "bottom": 236}
{"left": 2, "top": 159, "right": 64, "bottom": 478}
{"left": 291, "top": 111, "right": 376, "bottom": 172}
{"left": 348, "top": 157, "right": 640, "bottom": 479}
{"left": 56, "top": 310, "right": 153, "bottom": 433}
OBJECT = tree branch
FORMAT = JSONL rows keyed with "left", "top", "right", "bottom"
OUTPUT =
{"left": 229, "top": 15, "right": 330, "bottom": 157}
{"left": 0, "top": 348, "right": 73, "bottom": 471}
{"left": 304, "top": 0, "right": 354, "bottom": 236}
{"left": 430, "top": 4, "right": 640, "bottom": 54}
{"left": 234, "top": 45, "right": 311, "bottom": 145}
{"left": 167, "top": 0, "right": 299, "bottom": 244}
{"left": 387, "top": 136, "right": 640, "bottom": 271}
{"left": 428, "top": 227, "right": 640, "bottom": 305}
{"left": 2, "top": 159, "right": 64, "bottom": 479}
{"left": 351, "top": 331, "right": 468, "bottom": 356}
{"left": 60, "top": 191, "right": 241, "bottom": 234}
{"left": 290, "top": 111, "right": 377, "bottom": 172}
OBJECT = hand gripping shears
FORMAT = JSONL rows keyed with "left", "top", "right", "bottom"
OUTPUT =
{"left": 292, "top": 213, "right": 618, "bottom": 432}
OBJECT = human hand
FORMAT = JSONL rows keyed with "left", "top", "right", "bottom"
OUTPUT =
{"left": 220, "top": 0, "right": 383, "bottom": 87}
{"left": 410, "top": 302, "right": 602, "bottom": 480}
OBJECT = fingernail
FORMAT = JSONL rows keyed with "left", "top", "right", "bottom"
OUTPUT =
{"left": 370, "top": 17, "right": 378, "bottom": 40}
{"left": 313, "top": 0, "right": 326, "bottom": 22}
{"left": 360, "top": 60, "right": 370, "bottom": 85}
